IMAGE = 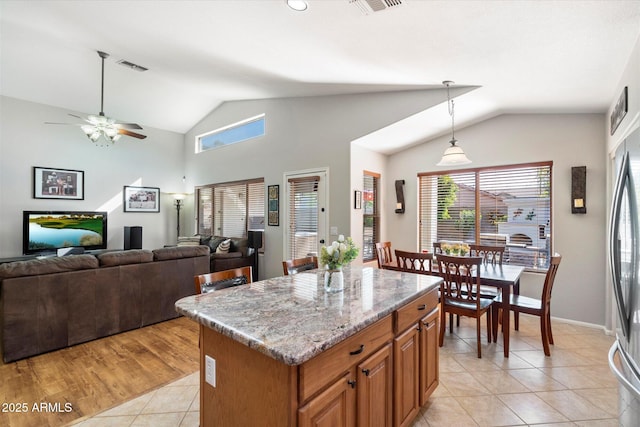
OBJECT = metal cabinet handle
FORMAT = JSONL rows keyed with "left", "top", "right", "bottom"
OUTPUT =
{"left": 347, "top": 380, "right": 357, "bottom": 388}
{"left": 349, "top": 344, "right": 365, "bottom": 355}
{"left": 362, "top": 368, "right": 370, "bottom": 376}
{"left": 417, "top": 304, "right": 427, "bottom": 311}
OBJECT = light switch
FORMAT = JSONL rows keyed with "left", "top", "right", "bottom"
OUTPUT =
{"left": 330, "top": 226, "right": 338, "bottom": 235}
{"left": 205, "top": 355, "right": 216, "bottom": 387}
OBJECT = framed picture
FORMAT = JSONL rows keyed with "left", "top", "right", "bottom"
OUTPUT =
{"left": 354, "top": 190, "right": 362, "bottom": 209}
{"left": 268, "top": 184, "right": 279, "bottom": 226}
{"left": 611, "top": 86, "right": 628, "bottom": 136}
{"left": 33, "top": 166, "right": 84, "bottom": 200}
{"left": 123, "top": 186, "right": 160, "bottom": 213}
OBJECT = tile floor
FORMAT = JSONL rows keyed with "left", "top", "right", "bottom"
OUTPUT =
{"left": 72, "top": 314, "right": 619, "bottom": 426}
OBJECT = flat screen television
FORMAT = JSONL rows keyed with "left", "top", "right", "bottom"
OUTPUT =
{"left": 23, "top": 211, "right": 108, "bottom": 255}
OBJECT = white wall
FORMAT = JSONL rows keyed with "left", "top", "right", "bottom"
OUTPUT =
{"left": 386, "top": 113, "right": 607, "bottom": 326}
{"left": 349, "top": 144, "right": 387, "bottom": 265}
{"left": 182, "top": 89, "right": 461, "bottom": 280}
{"left": 0, "top": 96, "right": 185, "bottom": 257}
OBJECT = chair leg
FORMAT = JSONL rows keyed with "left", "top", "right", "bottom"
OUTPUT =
{"left": 547, "top": 311, "right": 554, "bottom": 345}
{"left": 486, "top": 310, "right": 492, "bottom": 343}
{"left": 491, "top": 306, "right": 499, "bottom": 342}
{"left": 476, "top": 316, "right": 482, "bottom": 358}
{"left": 457, "top": 314, "right": 460, "bottom": 327}
{"left": 439, "top": 307, "right": 446, "bottom": 347}
{"left": 449, "top": 313, "right": 453, "bottom": 333}
{"left": 540, "top": 314, "right": 551, "bottom": 357}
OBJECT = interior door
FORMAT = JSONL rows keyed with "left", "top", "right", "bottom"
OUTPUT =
{"left": 285, "top": 170, "right": 328, "bottom": 260}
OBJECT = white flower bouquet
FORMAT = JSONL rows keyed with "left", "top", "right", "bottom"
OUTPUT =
{"left": 320, "top": 235, "right": 359, "bottom": 270}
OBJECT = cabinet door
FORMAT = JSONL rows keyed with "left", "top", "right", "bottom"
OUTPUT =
{"left": 299, "top": 372, "right": 356, "bottom": 427}
{"left": 419, "top": 307, "right": 439, "bottom": 405}
{"left": 393, "top": 325, "right": 420, "bottom": 427}
{"left": 357, "top": 343, "right": 392, "bottom": 427}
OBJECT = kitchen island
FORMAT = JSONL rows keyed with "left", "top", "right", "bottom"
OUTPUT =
{"left": 175, "top": 266, "right": 442, "bottom": 427}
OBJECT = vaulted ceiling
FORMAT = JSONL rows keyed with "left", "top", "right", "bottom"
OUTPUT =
{"left": 1, "top": 0, "right": 639, "bottom": 153}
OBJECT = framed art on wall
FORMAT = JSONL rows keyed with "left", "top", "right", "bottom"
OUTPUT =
{"left": 33, "top": 166, "right": 84, "bottom": 200}
{"left": 268, "top": 184, "right": 279, "bottom": 226}
{"left": 123, "top": 186, "right": 160, "bottom": 213}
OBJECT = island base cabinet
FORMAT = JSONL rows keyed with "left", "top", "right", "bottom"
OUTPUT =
{"left": 299, "top": 343, "right": 393, "bottom": 427}
{"left": 393, "top": 325, "right": 420, "bottom": 427}
{"left": 419, "top": 308, "right": 439, "bottom": 405}
{"left": 199, "top": 325, "right": 298, "bottom": 427}
{"left": 298, "top": 372, "right": 356, "bottom": 427}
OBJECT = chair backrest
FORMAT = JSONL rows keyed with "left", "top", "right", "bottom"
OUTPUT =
{"left": 375, "top": 242, "right": 393, "bottom": 268}
{"left": 470, "top": 244, "right": 505, "bottom": 265}
{"left": 282, "top": 256, "right": 318, "bottom": 275}
{"left": 395, "top": 250, "right": 434, "bottom": 274}
{"left": 432, "top": 242, "right": 442, "bottom": 254}
{"left": 541, "top": 254, "right": 562, "bottom": 308}
{"left": 436, "top": 254, "right": 483, "bottom": 307}
{"left": 194, "top": 266, "right": 253, "bottom": 294}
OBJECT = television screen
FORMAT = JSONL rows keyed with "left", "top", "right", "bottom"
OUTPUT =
{"left": 23, "top": 211, "right": 108, "bottom": 255}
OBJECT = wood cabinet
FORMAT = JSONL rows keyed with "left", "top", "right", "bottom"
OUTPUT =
{"left": 199, "top": 287, "right": 439, "bottom": 427}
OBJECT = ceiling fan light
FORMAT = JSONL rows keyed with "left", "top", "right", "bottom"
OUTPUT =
{"left": 437, "top": 141, "right": 472, "bottom": 166}
{"left": 81, "top": 125, "right": 95, "bottom": 135}
{"left": 88, "top": 131, "right": 101, "bottom": 142}
{"left": 104, "top": 126, "right": 118, "bottom": 137}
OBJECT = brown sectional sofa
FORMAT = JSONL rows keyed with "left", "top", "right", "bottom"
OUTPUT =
{"left": 0, "top": 245, "right": 210, "bottom": 363}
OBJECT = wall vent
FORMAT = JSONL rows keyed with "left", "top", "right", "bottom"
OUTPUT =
{"left": 349, "top": 0, "right": 404, "bottom": 15}
{"left": 116, "top": 59, "right": 148, "bottom": 72}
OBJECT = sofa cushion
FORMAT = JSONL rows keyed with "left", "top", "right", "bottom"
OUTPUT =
{"left": 216, "top": 239, "right": 231, "bottom": 254}
{"left": 229, "top": 237, "right": 249, "bottom": 256}
{"left": 208, "top": 236, "right": 226, "bottom": 253}
{"left": 153, "top": 245, "right": 210, "bottom": 261}
{"left": 210, "top": 252, "right": 242, "bottom": 259}
{"left": 0, "top": 254, "right": 98, "bottom": 279}
{"left": 98, "top": 249, "right": 154, "bottom": 267}
{"left": 177, "top": 236, "right": 201, "bottom": 247}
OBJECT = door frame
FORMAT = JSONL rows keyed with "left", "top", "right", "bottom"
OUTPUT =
{"left": 283, "top": 167, "right": 329, "bottom": 261}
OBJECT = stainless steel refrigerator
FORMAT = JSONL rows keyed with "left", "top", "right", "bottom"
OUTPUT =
{"left": 609, "top": 125, "right": 640, "bottom": 425}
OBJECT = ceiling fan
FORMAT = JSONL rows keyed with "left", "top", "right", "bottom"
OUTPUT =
{"left": 46, "top": 50, "right": 147, "bottom": 145}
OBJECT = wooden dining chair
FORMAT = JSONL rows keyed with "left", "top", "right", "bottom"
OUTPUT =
{"left": 375, "top": 242, "right": 393, "bottom": 269}
{"left": 437, "top": 254, "right": 494, "bottom": 358}
{"left": 432, "top": 242, "right": 442, "bottom": 254}
{"left": 282, "top": 256, "right": 318, "bottom": 275}
{"left": 492, "top": 254, "right": 561, "bottom": 356}
{"left": 394, "top": 250, "right": 434, "bottom": 275}
{"left": 194, "top": 266, "right": 253, "bottom": 294}
{"left": 470, "top": 244, "right": 505, "bottom": 266}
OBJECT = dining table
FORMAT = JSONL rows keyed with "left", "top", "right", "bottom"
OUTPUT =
{"left": 381, "top": 259, "right": 525, "bottom": 357}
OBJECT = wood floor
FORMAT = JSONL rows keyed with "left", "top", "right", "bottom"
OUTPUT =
{"left": 0, "top": 317, "right": 199, "bottom": 427}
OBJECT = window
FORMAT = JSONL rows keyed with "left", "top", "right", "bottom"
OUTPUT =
{"left": 196, "top": 179, "right": 265, "bottom": 238}
{"left": 287, "top": 175, "right": 320, "bottom": 259}
{"left": 196, "top": 114, "right": 265, "bottom": 153}
{"left": 362, "top": 171, "right": 380, "bottom": 262}
{"left": 419, "top": 162, "right": 552, "bottom": 270}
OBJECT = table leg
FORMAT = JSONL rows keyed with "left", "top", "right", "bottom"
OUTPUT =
{"left": 502, "top": 285, "right": 510, "bottom": 357}
{"left": 513, "top": 279, "right": 520, "bottom": 330}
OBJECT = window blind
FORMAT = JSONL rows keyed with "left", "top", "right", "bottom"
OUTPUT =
{"left": 363, "top": 171, "right": 379, "bottom": 262}
{"left": 288, "top": 176, "right": 319, "bottom": 259}
{"left": 419, "top": 162, "right": 552, "bottom": 270}
{"left": 196, "top": 179, "right": 264, "bottom": 238}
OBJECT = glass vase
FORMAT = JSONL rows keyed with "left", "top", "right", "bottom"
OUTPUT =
{"left": 324, "top": 267, "right": 344, "bottom": 293}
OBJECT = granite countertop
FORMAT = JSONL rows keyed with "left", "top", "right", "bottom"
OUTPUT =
{"left": 175, "top": 265, "right": 442, "bottom": 366}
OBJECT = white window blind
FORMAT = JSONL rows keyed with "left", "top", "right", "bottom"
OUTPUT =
{"left": 363, "top": 172, "right": 379, "bottom": 262}
{"left": 288, "top": 176, "right": 319, "bottom": 259}
{"left": 196, "top": 179, "right": 264, "bottom": 238}
{"left": 419, "top": 162, "right": 552, "bottom": 270}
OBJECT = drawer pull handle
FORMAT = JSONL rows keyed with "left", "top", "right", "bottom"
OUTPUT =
{"left": 362, "top": 368, "right": 370, "bottom": 376}
{"left": 350, "top": 344, "right": 365, "bottom": 355}
{"left": 417, "top": 304, "right": 427, "bottom": 311}
{"left": 347, "top": 380, "right": 357, "bottom": 388}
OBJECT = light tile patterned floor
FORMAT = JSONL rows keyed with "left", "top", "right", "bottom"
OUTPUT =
{"left": 73, "top": 315, "right": 619, "bottom": 426}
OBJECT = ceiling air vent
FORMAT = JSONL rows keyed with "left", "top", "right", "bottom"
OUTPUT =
{"left": 349, "top": 0, "right": 404, "bottom": 15}
{"left": 116, "top": 59, "right": 148, "bottom": 72}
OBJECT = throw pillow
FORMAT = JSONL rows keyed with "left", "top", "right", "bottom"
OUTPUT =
{"left": 177, "top": 236, "right": 201, "bottom": 246}
{"left": 216, "top": 239, "right": 231, "bottom": 254}
{"left": 208, "top": 236, "right": 226, "bottom": 253}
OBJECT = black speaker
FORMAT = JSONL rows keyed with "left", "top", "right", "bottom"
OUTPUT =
{"left": 248, "top": 230, "right": 263, "bottom": 249}
{"left": 124, "top": 226, "right": 143, "bottom": 250}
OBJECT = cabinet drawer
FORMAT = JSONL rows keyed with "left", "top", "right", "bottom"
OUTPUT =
{"left": 299, "top": 315, "right": 393, "bottom": 403}
{"left": 395, "top": 288, "right": 438, "bottom": 334}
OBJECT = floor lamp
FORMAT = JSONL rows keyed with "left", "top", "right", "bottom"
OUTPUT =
{"left": 173, "top": 193, "right": 186, "bottom": 241}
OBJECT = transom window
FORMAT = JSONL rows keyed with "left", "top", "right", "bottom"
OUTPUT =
{"left": 196, "top": 114, "right": 265, "bottom": 153}
{"left": 419, "top": 162, "right": 552, "bottom": 270}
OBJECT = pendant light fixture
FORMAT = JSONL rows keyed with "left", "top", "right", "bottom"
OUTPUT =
{"left": 437, "top": 80, "right": 471, "bottom": 166}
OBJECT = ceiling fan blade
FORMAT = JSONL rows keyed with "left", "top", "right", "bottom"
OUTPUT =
{"left": 114, "top": 122, "right": 143, "bottom": 130}
{"left": 68, "top": 113, "right": 85, "bottom": 120}
{"left": 119, "top": 129, "right": 147, "bottom": 139}
{"left": 45, "top": 122, "right": 83, "bottom": 126}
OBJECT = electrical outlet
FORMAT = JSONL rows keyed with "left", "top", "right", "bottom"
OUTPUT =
{"left": 205, "top": 355, "right": 216, "bottom": 387}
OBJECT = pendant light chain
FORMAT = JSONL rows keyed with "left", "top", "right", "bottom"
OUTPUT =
{"left": 446, "top": 82, "right": 456, "bottom": 142}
